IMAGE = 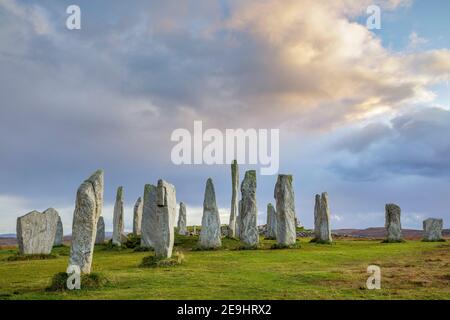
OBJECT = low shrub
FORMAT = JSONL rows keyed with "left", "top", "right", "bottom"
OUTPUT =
{"left": 46, "top": 272, "right": 109, "bottom": 292}
{"left": 124, "top": 233, "right": 141, "bottom": 249}
{"left": 140, "top": 251, "right": 184, "bottom": 268}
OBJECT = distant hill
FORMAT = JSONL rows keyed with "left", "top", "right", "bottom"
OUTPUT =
{"left": 333, "top": 227, "right": 450, "bottom": 239}
{"left": 0, "top": 234, "right": 16, "bottom": 238}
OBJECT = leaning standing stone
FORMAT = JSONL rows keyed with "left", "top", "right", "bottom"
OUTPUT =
{"left": 178, "top": 202, "right": 188, "bottom": 235}
{"left": 423, "top": 218, "right": 443, "bottom": 241}
{"left": 69, "top": 170, "right": 103, "bottom": 274}
{"left": 53, "top": 215, "right": 63, "bottom": 246}
{"left": 95, "top": 216, "right": 105, "bottom": 244}
{"left": 153, "top": 180, "right": 177, "bottom": 258}
{"left": 239, "top": 171, "right": 259, "bottom": 247}
{"left": 266, "top": 203, "right": 277, "bottom": 239}
{"left": 133, "top": 197, "right": 143, "bottom": 235}
{"left": 385, "top": 204, "right": 403, "bottom": 242}
{"left": 199, "top": 178, "right": 222, "bottom": 249}
{"left": 274, "top": 175, "right": 296, "bottom": 246}
{"left": 228, "top": 160, "right": 239, "bottom": 238}
{"left": 17, "top": 208, "right": 59, "bottom": 255}
{"left": 112, "top": 186, "right": 125, "bottom": 246}
{"left": 141, "top": 184, "right": 157, "bottom": 248}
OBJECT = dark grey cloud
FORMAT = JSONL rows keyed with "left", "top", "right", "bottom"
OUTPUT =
{"left": 330, "top": 107, "right": 450, "bottom": 180}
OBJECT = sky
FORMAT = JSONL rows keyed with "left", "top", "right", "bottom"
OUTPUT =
{"left": 0, "top": 0, "right": 449, "bottom": 234}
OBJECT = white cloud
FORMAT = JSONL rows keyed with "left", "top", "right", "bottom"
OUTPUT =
{"left": 408, "top": 32, "right": 428, "bottom": 50}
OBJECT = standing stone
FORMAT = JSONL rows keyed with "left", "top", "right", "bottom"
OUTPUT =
{"left": 178, "top": 202, "right": 188, "bottom": 235}
{"left": 228, "top": 160, "right": 239, "bottom": 238}
{"left": 69, "top": 170, "right": 103, "bottom": 274}
{"left": 17, "top": 208, "right": 59, "bottom": 255}
{"left": 199, "top": 178, "right": 222, "bottom": 249}
{"left": 423, "top": 218, "right": 443, "bottom": 241}
{"left": 53, "top": 215, "right": 63, "bottom": 246}
{"left": 153, "top": 179, "right": 177, "bottom": 258}
{"left": 239, "top": 171, "right": 259, "bottom": 247}
{"left": 193, "top": 225, "right": 197, "bottom": 235}
{"left": 141, "top": 184, "right": 157, "bottom": 248}
{"left": 235, "top": 200, "right": 242, "bottom": 239}
{"left": 266, "top": 203, "right": 277, "bottom": 239}
{"left": 313, "top": 193, "right": 332, "bottom": 243}
{"left": 385, "top": 204, "right": 402, "bottom": 242}
{"left": 133, "top": 197, "right": 143, "bottom": 235}
{"left": 313, "top": 194, "right": 321, "bottom": 239}
{"left": 95, "top": 216, "right": 105, "bottom": 244}
{"left": 112, "top": 186, "right": 125, "bottom": 246}
{"left": 274, "top": 175, "right": 296, "bottom": 246}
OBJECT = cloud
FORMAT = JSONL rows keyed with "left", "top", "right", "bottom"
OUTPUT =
{"left": 330, "top": 107, "right": 450, "bottom": 180}
{"left": 0, "top": 0, "right": 449, "bottom": 233}
{"left": 408, "top": 32, "right": 428, "bottom": 50}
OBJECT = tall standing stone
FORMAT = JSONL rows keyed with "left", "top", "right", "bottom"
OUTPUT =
{"left": 95, "top": 216, "right": 105, "bottom": 244}
{"left": 199, "top": 178, "right": 222, "bottom": 249}
{"left": 385, "top": 204, "right": 402, "bottom": 242}
{"left": 178, "top": 202, "right": 188, "bottom": 235}
{"left": 313, "top": 193, "right": 332, "bottom": 243}
{"left": 112, "top": 186, "right": 125, "bottom": 246}
{"left": 423, "top": 218, "right": 443, "bottom": 241}
{"left": 69, "top": 170, "right": 103, "bottom": 274}
{"left": 17, "top": 208, "right": 59, "bottom": 255}
{"left": 239, "top": 171, "right": 259, "bottom": 247}
{"left": 274, "top": 175, "right": 296, "bottom": 246}
{"left": 141, "top": 184, "right": 157, "bottom": 248}
{"left": 235, "top": 200, "right": 242, "bottom": 238}
{"left": 266, "top": 203, "right": 277, "bottom": 239}
{"left": 53, "top": 215, "right": 63, "bottom": 246}
{"left": 313, "top": 194, "right": 321, "bottom": 239}
{"left": 153, "top": 179, "right": 177, "bottom": 258}
{"left": 133, "top": 197, "right": 143, "bottom": 235}
{"left": 228, "top": 160, "right": 239, "bottom": 238}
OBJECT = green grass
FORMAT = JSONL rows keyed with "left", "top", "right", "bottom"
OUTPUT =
{"left": 0, "top": 236, "right": 449, "bottom": 300}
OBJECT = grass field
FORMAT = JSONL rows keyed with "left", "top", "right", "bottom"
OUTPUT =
{"left": 0, "top": 236, "right": 449, "bottom": 300}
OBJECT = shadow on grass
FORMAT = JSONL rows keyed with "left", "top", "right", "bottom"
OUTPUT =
{"left": 7, "top": 253, "right": 58, "bottom": 261}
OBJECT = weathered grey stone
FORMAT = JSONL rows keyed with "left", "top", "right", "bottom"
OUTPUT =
{"left": 199, "top": 178, "right": 222, "bottom": 249}
{"left": 385, "top": 204, "right": 402, "bottom": 242}
{"left": 17, "top": 208, "right": 59, "bottom": 255}
{"left": 423, "top": 218, "right": 443, "bottom": 241}
{"left": 274, "top": 175, "right": 296, "bottom": 246}
{"left": 228, "top": 160, "right": 239, "bottom": 238}
{"left": 54, "top": 215, "right": 63, "bottom": 246}
{"left": 266, "top": 203, "right": 277, "bottom": 239}
{"left": 133, "top": 197, "right": 143, "bottom": 235}
{"left": 141, "top": 184, "right": 157, "bottom": 248}
{"left": 69, "top": 170, "right": 103, "bottom": 274}
{"left": 178, "top": 202, "right": 188, "bottom": 235}
{"left": 95, "top": 216, "right": 105, "bottom": 244}
{"left": 313, "top": 193, "right": 332, "bottom": 243}
{"left": 239, "top": 171, "right": 259, "bottom": 247}
{"left": 112, "top": 186, "right": 125, "bottom": 245}
{"left": 235, "top": 200, "right": 242, "bottom": 238}
{"left": 313, "top": 194, "right": 320, "bottom": 239}
{"left": 193, "top": 225, "right": 197, "bottom": 235}
{"left": 153, "top": 179, "right": 177, "bottom": 258}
